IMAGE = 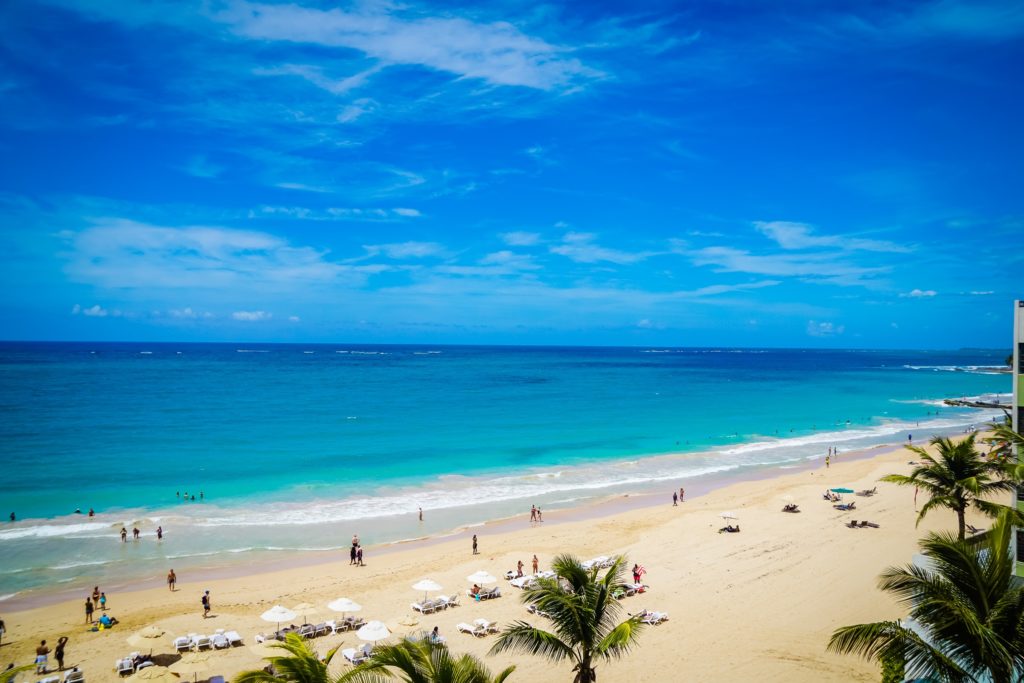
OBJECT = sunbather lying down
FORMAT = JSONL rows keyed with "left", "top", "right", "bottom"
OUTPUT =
{"left": 718, "top": 524, "right": 740, "bottom": 533}
{"left": 782, "top": 504, "right": 800, "bottom": 513}
{"left": 846, "top": 520, "right": 880, "bottom": 528}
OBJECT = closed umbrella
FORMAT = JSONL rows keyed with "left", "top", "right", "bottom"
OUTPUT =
{"left": 127, "top": 666, "right": 179, "bottom": 683}
{"left": 830, "top": 487, "right": 855, "bottom": 494}
{"left": 719, "top": 511, "right": 737, "bottom": 520}
{"left": 466, "top": 571, "right": 497, "bottom": 585}
{"left": 411, "top": 579, "right": 442, "bottom": 602}
{"left": 261, "top": 605, "right": 297, "bottom": 632}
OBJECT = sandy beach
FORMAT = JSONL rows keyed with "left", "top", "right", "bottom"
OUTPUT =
{"left": 0, "top": 439, "right": 988, "bottom": 682}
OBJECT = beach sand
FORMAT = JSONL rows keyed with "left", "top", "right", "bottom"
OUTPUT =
{"left": 0, "top": 440, "right": 989, "bottom": 682}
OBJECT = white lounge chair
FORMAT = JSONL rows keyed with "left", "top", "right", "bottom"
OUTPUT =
{"left": 224, "top": 630, "right": 243, "bottom": 646}
{"left": 210, "top": 633, "right": 230, "bottom": 649}
{"left": 342, "top": 648, "right": 367, "bottom": 665}
{"left": 474, "top": 618, "right": 499, "bottom": 634}
{"left": 116, "top": 659, "right": 134, "bottom": 676}
{"left": 173, "top": 636, "right": 191, "bottom": 653}
{"left": 411, "top": 600, "right": 436, "bottom": 614}
{"left": 438, "top": 594, "right": 460, "bottom": 609}
{"left": 639, "top": 610, "right": 669, "bottom": 625}
{"left": 64, "top": 670, "right": 85, "bottom": 683}
{"left": 457, "top": 622, "right": 485, "bottom": 637}
{"left": 297, "top": 624, "right": 315, "bottom": 639}
{"left": 192, "top": 635, "right": 212, "bottom": 650}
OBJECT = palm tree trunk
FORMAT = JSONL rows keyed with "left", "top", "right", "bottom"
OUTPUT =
{"left": 957, "top": 508, "right": 966, "bottom": 541}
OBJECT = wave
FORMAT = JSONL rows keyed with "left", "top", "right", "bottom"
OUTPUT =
{"left": 903, "top": 364, "right": 1008, "bottom": 375}
{"left": 0, "top": 521, "right": 111, "bottom": 540}
{"left": 0, "top": 593, "right": 19, "bottom": 602}
{"left": 236, "top": 349, "right": 269, "bottom": 353}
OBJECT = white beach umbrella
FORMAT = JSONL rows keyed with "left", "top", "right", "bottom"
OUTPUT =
{"left": 781, "top": 495, "right": 794, "bottom": 504}
{"left": 127, "top": 625, "right": 166, "bottom": 648}
{"left": 127, "top": 666, "right": 179, "bottom": 683}
{"left": 356, "top": 620, "right": 391, "bottom": 643}
{"left": 261, "top": 605, "right": 297, "bottom": 631}
{"left": 327, "top": 597, "right": 362, "bottom": 618}
{"left": 412, "top": 578, "right": 442, "bottom": 601}
{"left": 465, "top": 570, "right": 497, "bottom": 585}
{"left": 719, "top": 511, "right": 738, "bottom": 520}
{"left": 169, "top": 652, "right": 210, "bottom": 683}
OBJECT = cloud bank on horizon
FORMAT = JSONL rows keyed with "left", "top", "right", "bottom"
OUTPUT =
{"left": 0, "top": 0, "right": 1021, "bottom": 347}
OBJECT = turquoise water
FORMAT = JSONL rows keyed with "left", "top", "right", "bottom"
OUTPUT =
{"left": 0, "top": 342, "right": 1009, "bottom": 601}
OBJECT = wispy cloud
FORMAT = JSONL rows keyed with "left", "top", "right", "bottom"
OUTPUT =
{"left": 251, "top": 205, "right": 422, "bottom": 221}
{"left": 362, "top": 241, "right": 447, "bottom": 259}
{"left": 500, "top": 231, "right": 542, "bottom": 246}
{"left": 807, "top": 320, "right": 844, "bottom": 337}
{"left": 901, "top": 288, "right": 937, "bottom": 298}
{"left": 688, "top": 246, "right": 888, "bottom": 286}
{"left": 754, "top": 221, "right": 908, "bottom": 253}
{"left": 232, "top": 310, "right": 272, "bottom": 321}
{"left": 214, "top": 1, "right": 602, "bottom": 91}
{"left": 550, "top": 232, "right": 651, "bottom": 264}
{"left": 181, "top": 155, "right": 224, "bottom": 179}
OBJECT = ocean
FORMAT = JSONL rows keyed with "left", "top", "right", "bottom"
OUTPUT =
{"left": 0, "top": 342, "right": 1009, "bottom": 603}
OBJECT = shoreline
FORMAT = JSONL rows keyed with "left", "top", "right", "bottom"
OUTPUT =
{"left": 0, "top": 438, "right": 904, "bottom": 612}
{"left": 0, "top": 435, "right": 992, "bottom": 683}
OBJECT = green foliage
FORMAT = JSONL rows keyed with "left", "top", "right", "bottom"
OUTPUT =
{"left": 881, "top": 433, "right": 1015, "bottom": 539}
{"left": 235, "top": 633, "right": 339, "bottom": 683}
{"left": 337, "top": 638, "right": 514, "bottom": 683}
{"left": 0, "top": 665, "right": 34, "bottom": 683}
{"left": 880, "top": 651, "right": 904, "bottom": 683}
{"left": 828, "top": 512, "right": 1024, "bottom": 683}
{"left": 489, "top": 554, "right": 644, "bottom": 683}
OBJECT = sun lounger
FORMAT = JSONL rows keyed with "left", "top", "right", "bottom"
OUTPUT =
{"left": 859, "top": 521, "right": 880, "bottom": 528}
{"left": 313, "top": 622, "right": 329, "bottom": 637}
{"left": 639, "top": 610, "right": 669, "bottom": 625}
{"left": 224, "top": 630, "right": 242, "bottom": 646}
{"left": 846, "top": 520, "right": 860, "bottom": 528}
{"left": 526, "top": 603, "right": 550, "bottom": 617}
{"left": 503, "top": 570, "right": 516, "bottom": 580}
{"left": 64, "top": 670, "right": 85, "bottom": 683}
{"left": 210, "top": 633, "right": 230, "bottom": 649}
{"left": 967, "top": 524, "right": 984, "bottom": 535}
{"left": 509, "top": 575, "right": 536, "bottom": 589}
{"left": 116, "top": 659, "right": 134, "bottom": 676}
{"left": 344, "top": 616, "right": 366, "bottom": 629}
{"left": 297, "top": 624, "right": 315, "bottom": 639}
{"left": 342, "top": 648, "right": 368, "bottom": 665}
{"left": 411, "top": 599, "right": 438, "bottom": 614}
{"left": 457, "top": 622, "right": 485, "bottom": 637}
{"left": 173, "top": 636, "right": 191, "bottom": 652}
{"left": 473, "top": 619, "right": 499, "bottom": 634}
{"left": 438, "top": 594, "right": 460, "bottom": 608}
{"left": 192, "top": 635, "right": 212, "bottom": 651}
{"left": 209, "top": 677, "right": 225, "bottom": 683}
{"left": 856, "top": 487, "right": 878, "bottom": 497}
{"left": 833, "top": 502, "right": 855, "bottom": 511}
{"left": 39, "top": 677, "right": 60, "bottom": 683}
{"left": 483, "top": 586, "right": 501, "bottom": 600}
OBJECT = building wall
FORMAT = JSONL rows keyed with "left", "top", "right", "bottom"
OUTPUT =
{"left": 1015, "top": 301, "right": 1023, "bottom": 576}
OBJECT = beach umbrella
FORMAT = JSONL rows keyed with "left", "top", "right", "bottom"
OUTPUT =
{"left": 466, "top": 570, "right": 497, "bottom": 585}
{"left": 397, "top": 616, "right": 420, "bottom": 627}
{"left": 356, "top": 620, "right": 391, "bottom": 643}
{"left": 719, "top": 511, "right": 738, "bottom": 520}
{"left": 291, "top": 601, "right": 319, "bottom": 625}
{"left": 169, "top": 652, "right": 209, "bottom": 683}
{"left": 412, "top": 578, "right": 442, "bottom": 601}
{"left": 327, "top": 597, "right": 362, "bottom": 621}
{"left": 127, "top": 625, "right": 166, "bottom": 647}
{"left": 260, "top": 605, "right": 297, "bottom": 632}
{"left": 830, "top": 487, "right": 855, "bottom": 494}
{"left": 127, "top": 666, "right": 179, "bottom": 683}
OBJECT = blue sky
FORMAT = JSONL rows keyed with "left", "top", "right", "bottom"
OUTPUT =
{"left": 0, "top": 0, "right": 1022, "bottom": 347}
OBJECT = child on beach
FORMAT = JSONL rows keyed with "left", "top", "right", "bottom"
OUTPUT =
{"left": 99, "top": 592, "right": 107, "bottom": 610}
{"left": 356, "top": 546, "right": 364, "bottom": 566}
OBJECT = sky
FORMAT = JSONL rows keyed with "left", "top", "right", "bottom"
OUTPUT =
{"left": 0, "top": 0, "right": 1022, "bottom": 348}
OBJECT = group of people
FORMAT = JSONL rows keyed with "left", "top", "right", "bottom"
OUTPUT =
{"left": 529, "top": 505, "right": 544, "bottom": 522}
{"left": 84, "top": 586, "right": 108, "bottom": 623}
{"left": 119, "top": 525, "right": 163, "bottom": 541}
{"left": 33, "top": 637, "right": 69, "bottom": 674}
{"left": 176, "top": 491, "right": 204, "bottom": 501}
{"left": 672, "top": 487, "right": 685, "bottom": 505}
{"left": 514, "top": 555, "right": 541, "bottom": 577}
{"left": 349, "top": 534, "right": 365, "bottom": 566}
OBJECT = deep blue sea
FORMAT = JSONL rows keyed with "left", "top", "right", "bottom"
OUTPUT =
{"left": 0, "top": 342, "right": 1009, "bottom": 602}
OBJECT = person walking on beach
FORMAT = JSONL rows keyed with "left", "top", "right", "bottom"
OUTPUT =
{"left": 132, "top": 527, "right": 140, "bottom": 540}
{"left": 418, "top": 507, "right": 423, "bottom": 522}
{"left": 356, "top": 546, "right": 364, "bottom": 566}
{"left": 35, "top": 640, "right": 50, "bottom": 674}
{"left": 532, "top": 554, "right": 539, "bottom": 574}
{"left": 167, "top": 569, "right": 176, "bottom": 591}
{"left": 99, "top": 592, "right": 107, "bottom": 611}
{"left": 120, "top": 527, "right": 127, "bottom": 542}
{"left": 680, "top": 487, "right": 685, "bottom": 502}
{"left": 84, "top": 597, "right": 94, "bottom": 624}
{"left": 54, "top": 636, "right": 68, "bottom": 671}
{"left": 472, "top": 535, "right": 478, "bottom": 555}
{"left": 349, "top": 544, "right": 357, "bottom": 565}
{"left": 530, "top": 505, "right": 537, "bottom": 522}
{"left": 201, "top": 590, "right": 211, "bottom": 618}
{"left": 156, "top": 526, "right": 163, "bottom": 540}
{"left": 672, "top": 491, "right": 678, "bottom": 506}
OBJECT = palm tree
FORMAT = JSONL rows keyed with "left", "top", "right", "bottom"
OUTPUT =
{"left": 882, "top": 433, "right": 1015, "bottom": 539}
{"left": 987, "top": 421, "right": 1024, "bottom": 463}
{"left": 489, "top": 554, "right": 644, "bottom": 683}
{"left": 338, "top": 638, "right": 514, "bottom": 683}
{"left": 235, "top": 633, "right": 339, "bottom": 683}
{"left": 827, "top": 512, "right": 1024, "bottom": 683}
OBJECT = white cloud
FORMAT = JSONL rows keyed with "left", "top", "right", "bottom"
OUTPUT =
{"left": 337, "top": 98, "right": 378, "bottom": 123}
{"left": 254, "top": 63, "right": 383, "bottom": 96}
{"left": 807, "top": 320, "right": 845, "bottom": 337}
{"left": 362, "top": 241, "right": 446, "bottom": 259}
{"left": 182, "top": 155, "right": 224, "bottom": 179}
{"left": 288, "top": 315, "right": 301, "bottom": 323}
{"left": 71, "top": 303, "right": 111, "bottom": 317}
{"left": 500, "top": 231, "right": 542, "bottom": 246}
{"left": 215, "top": 1, "right": 601, "bottom": 91}
{"left": 232, "top": 310, "right": 272, "bottom": 322}
{"left": 550, "top": 232, "right": 650, "bottom": 264}
{"left": 901, "top": 288, "right": 937, "bottom": 298}
{"left": 169, "top": 307, "right": 198, "bottom": 319}
{"left": 689, "top": 245, "right": 887, "bottom": 286}
{"left": 63, "top": 220, "right": 351, "bottom": 291}
{"left": 754, "top": 221, "right": 908, "bottom": 253}
{"left": 252, "top": 206, "right": 421, "bottom": 221}
{"left": 392, "top": 208, "right": 422, "bottom": 218}
{"left": 969, "top": 290, "right": 994, "bottom": 295}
